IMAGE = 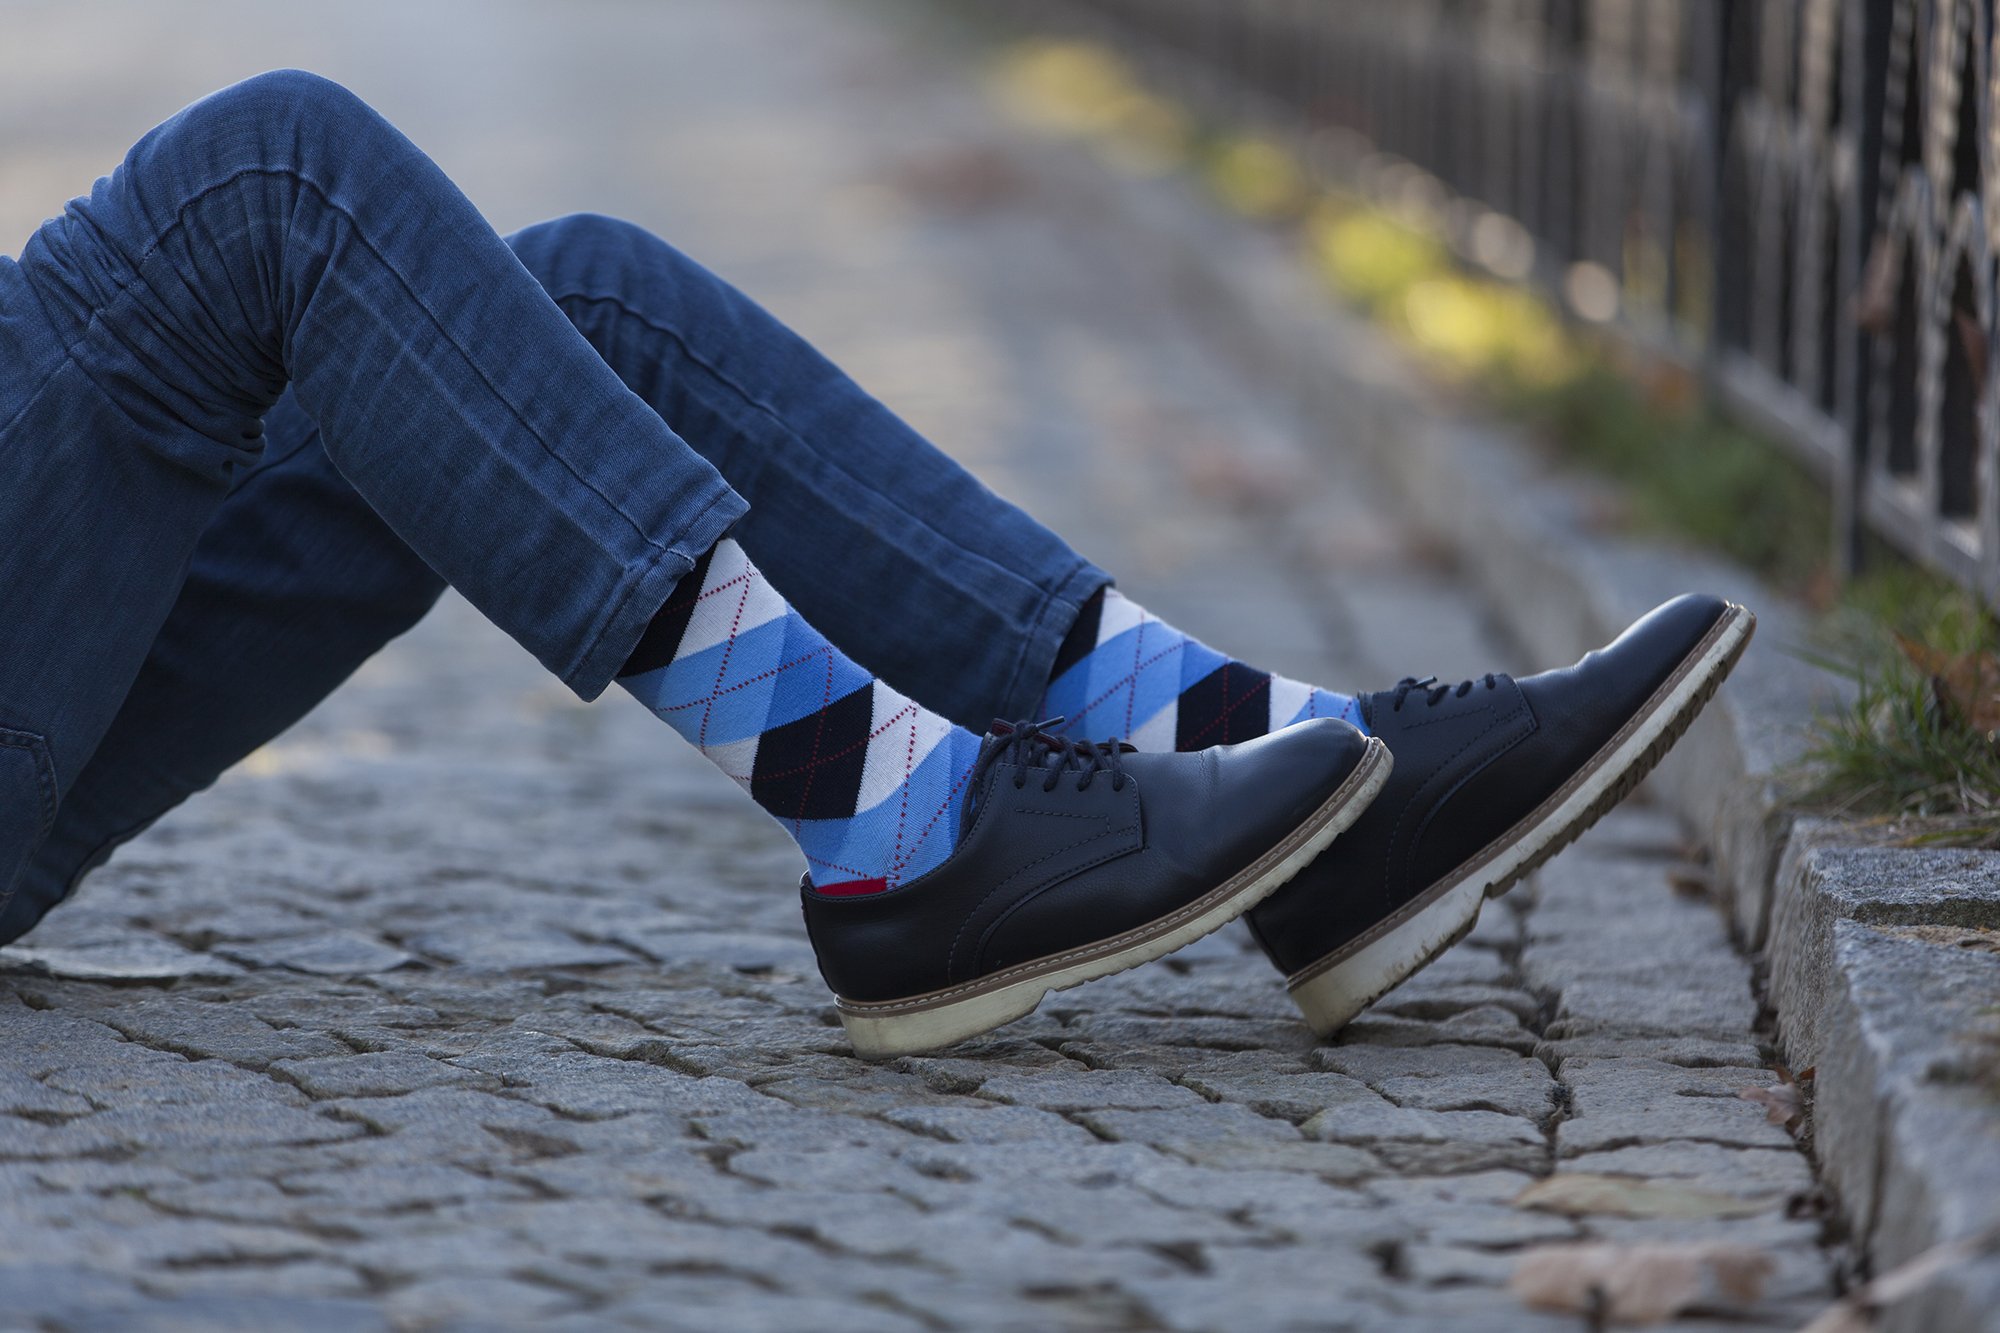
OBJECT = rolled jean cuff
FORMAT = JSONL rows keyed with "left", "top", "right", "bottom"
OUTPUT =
{"left": 563, "top": 480, "right": 750, "bottom": 700}
{"left": 990, "top": 558, "right": 1113, "bottom": 725}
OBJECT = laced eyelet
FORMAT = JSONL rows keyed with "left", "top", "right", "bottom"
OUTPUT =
{"left": 973, "top": 716, "right": 1129, "bottom": 806}
{"left": 1390, "top": 673, "right": 1502, "bottom": 711}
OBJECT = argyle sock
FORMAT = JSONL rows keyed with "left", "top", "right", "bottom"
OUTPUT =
{"left": 1040, "top": 587, "right": 1366, "bottom": 750}
{"left": 618, "top": 539, "right": 982, "bottom": 895}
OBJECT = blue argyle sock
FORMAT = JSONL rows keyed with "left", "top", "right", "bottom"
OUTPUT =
{"left": 1041, "top": 587, "right": 1366, "bottom": 749}
{"left": 618, "top": 539, "right": 981, "bottom": 895}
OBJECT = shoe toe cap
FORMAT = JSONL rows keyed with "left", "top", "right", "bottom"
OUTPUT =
{"left": 1518, "top": 592, "right": 1736, "bottom": 737}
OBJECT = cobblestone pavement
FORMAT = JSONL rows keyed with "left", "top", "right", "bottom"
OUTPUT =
{"left": 1, "top": 2, "right": 1838, "bottom": 1329}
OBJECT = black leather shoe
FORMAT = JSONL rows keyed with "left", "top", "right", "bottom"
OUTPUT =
{"left": 1247, "top": 594, "right": 1754, "bottom": 1037}
{"left": 802, "top": 716, "right": 1390, "bottom": 1057}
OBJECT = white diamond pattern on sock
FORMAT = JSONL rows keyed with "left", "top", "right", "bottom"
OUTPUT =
{"left": 675, "top": 539, "right": 787, "bottom": 660}
{"left": 853, "top": 681, "right": 954, "bottom": 814}
{"left": 1267, "top": 676, "right": 1313, "bottom": 729}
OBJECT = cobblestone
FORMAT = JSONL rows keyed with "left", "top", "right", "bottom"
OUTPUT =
{"left": 1556, "top": 1057, "right": 1799, "bottom": 1156}
{"left": 0, "top": 0, "right": 1842, "bottom": 1326}
{"left": 213, "top": 931, "right": 419, "bottom": 976}
{"left": 1315, "top": 1042, "right": 1558, "bottom": 1122}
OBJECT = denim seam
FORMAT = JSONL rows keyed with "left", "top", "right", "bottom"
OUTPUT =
{"left": 0, "top": 729, "right": 58, "bottom": 841}
{"left": 995, "top": 561, "right": 1113, "bottom": 721}
{"left": 41, "top": 166, "right": 672, "bottom": 558}
{"left": 564, "top": 482, "right": 744, "bottom": 694}
{"left": 549, "top": 289, "right": 1055, "bottom": 597}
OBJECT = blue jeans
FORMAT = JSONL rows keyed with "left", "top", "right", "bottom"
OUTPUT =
{"left": 0, "top": 72, "right": 1108, "bottom": 943}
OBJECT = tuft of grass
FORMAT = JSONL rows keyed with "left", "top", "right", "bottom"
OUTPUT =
{"left": 1794, "top": 573, "right": 2000, "bottom": 843}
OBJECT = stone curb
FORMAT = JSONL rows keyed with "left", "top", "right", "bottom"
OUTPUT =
{"left": 1812, "top": 920, "right": 2000, "bottom": 1333}
{"left": 1004, "top": 127, "right": 2000, "bottom": 1328}
{"left": 1769, "top": 831, "right": 2000, "bottom": 1070}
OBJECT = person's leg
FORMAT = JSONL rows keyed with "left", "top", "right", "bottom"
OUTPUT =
{"left": 508, "top": 214, "right": 1110, "bottom": 726}
{"left": 14, "top": 212, "right": 1111, "bottom": 935}
{"left": 0, "top": 81, "right": 1387, "bottom": 1055}
{"left": 5, "top": 123, "right": 1741, "bottom": 1051}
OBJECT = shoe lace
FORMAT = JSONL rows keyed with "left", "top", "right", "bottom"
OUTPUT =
{"left": 1389, "top": 674, "right": 1501, "bottom": 711}
{"left": 972, "top": 717, "right": 1131, "bottom": 794}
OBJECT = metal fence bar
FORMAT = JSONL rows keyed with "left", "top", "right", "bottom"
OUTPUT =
{"left": 1010, "top": 0, "right": 2000, "bottom": 607}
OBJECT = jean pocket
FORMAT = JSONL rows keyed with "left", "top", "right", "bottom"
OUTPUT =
{"left": 0, "top": 726, "right": 59, "bottom": 870}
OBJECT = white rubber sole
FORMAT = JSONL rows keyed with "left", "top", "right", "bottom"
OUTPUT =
{"left": 1287, "top": 603, "right": 1756, "bottom": 1038}
{"left": 837, "top": 736, "right": 1393, "bottom": 1059}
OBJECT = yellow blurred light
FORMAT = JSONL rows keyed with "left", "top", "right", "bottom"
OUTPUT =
{"left": 993, "top": 41, "right": 1190, "bottom": 176}
{"left": 1204, "top": 136, "right": 1307, "bottom": 219}
{"left": 993, "top": 41, "right": 1139, "bottom": 136}
{"left": 1308, "top": 207, "right": 1447, "bottom": 308}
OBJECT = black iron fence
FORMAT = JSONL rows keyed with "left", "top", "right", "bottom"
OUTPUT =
{"left": 1011, "top": 0, "right": 2000, "bottom": 607}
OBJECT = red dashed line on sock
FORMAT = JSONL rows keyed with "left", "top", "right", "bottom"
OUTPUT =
{"left": 745, "top": 694, "right": 920, "bottom": 784}
{"left": 784, "top": 640, "right": 842, "bottom": 821}
{"left": 697, "top": 570, "right": 756, "bottom": 750}
{"left": 887, "top": 704, "right": 920, "bottom": 875}
{"left": 1183, "top": 664, "right": 1274, "bottom": 748}
{"left": 891, "top": 765, "right": 974, "bottom": 880}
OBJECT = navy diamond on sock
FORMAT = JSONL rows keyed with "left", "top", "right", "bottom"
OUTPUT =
{"left": 1051, "top": 585, "right": 1107, "bottom": 682}
{"left": 750, "top": 683, "right": 875, "bottom": 821}
{"left": 1176, "top": 662, "right": 1271, "bottom": 749}
{"left": 619, "top": 546, "right": 717, "bottom": 679}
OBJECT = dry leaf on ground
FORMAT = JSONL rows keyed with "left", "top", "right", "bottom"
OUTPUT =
{"left": 1510, "top": 1241, "right": 1773, "bottom": 1324}
{"left": 1895, "top": 635, "right": 2000, "bottom": 733}
{"left": 1739, "top": 1081, "right": 1805, "bottom": 1127}
{"left": 1883, "top": 923, "right": 2000, "bottom": 954}
{"left": 1513, "top": 1173, "right": 1780, "bottom": 1220}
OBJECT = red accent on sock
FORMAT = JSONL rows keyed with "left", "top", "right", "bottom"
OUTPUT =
{"left": 816, "top": 877, "right": 890, "bottom": 897}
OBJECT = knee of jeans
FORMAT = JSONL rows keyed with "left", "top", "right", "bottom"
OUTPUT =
{"left": 232, "top": 68, "right": 369, "bottom": 123}
{"left": 185, "top": 69, "right": 382, "bottom": 169}
{"left": 509, "top": 213, "right": 662, "bottom": 292}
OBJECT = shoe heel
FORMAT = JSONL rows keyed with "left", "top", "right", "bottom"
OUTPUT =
{"left": 838, "top": 984, "right": 1049, "bottom": 1060}
{"left": 1287, "top": 874, "right": 1491, "bottom": 1036}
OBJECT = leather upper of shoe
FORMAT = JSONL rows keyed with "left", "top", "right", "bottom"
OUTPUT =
{"left": 802, "top": 716, "right": 1372, "bottom": 1004}
{"left": 1248, "top": 593, "right": 1731, "bottom": 978}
